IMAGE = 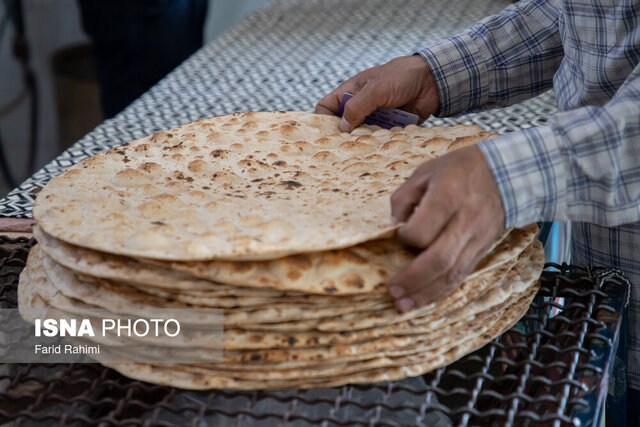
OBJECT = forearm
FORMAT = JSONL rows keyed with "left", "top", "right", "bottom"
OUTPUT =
{"left": 478, "top": 65, "right": 640, "bottom": 228}
{"left": 417, "top": 0, "right": 563, "bottom": 117}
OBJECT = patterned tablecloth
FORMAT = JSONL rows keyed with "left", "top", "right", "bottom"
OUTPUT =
{"left": 0, "top": 0, "right": 558, "bottom": 218}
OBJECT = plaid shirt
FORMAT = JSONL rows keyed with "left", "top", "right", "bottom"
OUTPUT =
{"left": 417, "top": 0, "right": 640, "bottom": 389}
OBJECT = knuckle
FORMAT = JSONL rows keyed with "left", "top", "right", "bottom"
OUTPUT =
{"left": 340, "top": 73, "right": 360, "bottom": 88}
{"left": 446, "top": 266, "right": 468, "bottom": 285}
{"left": 315, "top": 95, "right": 329, "bottom": 106}
{"left": 431, "top": 251, "right": 456, "bottom": 271}
{"left": 342, "top": 107, "right": 361, "bottom": 124}
{"left": 465, "top": 205, "right": 483, "bottom": 219}
{"left": 318, "top": 92, "right": 332, "bottom": 102}
{"left": 353, "top": 77, "right": 367, "bottom": 90}
{"left": 437, "top": 177, "right": 457, "bottom": 193}
{"left": 435, "top": 192, "right": 457, "bottom": 213}
{"left": 373, "top": 81, "right": 392, "bottom": 99}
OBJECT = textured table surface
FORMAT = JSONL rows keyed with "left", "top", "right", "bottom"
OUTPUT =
{"left": 0, "top": 0, "right": 558, "bottom": 218}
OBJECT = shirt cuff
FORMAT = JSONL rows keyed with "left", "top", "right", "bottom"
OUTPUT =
{"left": 416, "top": 32, "right": 490, "bottom": 117}
{"left": 477, "top": 126, "right": 567, "bottom": 228}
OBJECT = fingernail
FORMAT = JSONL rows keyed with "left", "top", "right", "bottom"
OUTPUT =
{"left": 339, "top": 117, "right": 352, "bottom": 132}
{"left": 391, "top": 215, "right": 398, "bottom": 225}
{"left": 397, "top": 298, "right": 415, "bottom": 312}
{"left": 388, "top": 285, "right": 405, "bottom": 299}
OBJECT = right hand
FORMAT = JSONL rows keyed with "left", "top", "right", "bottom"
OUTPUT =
{"left": 315, "top": 55, "right": 441, "bottom": 132}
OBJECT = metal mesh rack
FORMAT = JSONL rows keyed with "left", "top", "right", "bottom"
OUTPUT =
{"left": 0, "top": 237, "right": 627, "bottom": 426}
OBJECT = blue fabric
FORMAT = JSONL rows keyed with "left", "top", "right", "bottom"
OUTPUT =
{"left": 78, "top": 0, "right": 208, "bottom": 118}
{"left": 417, "top": 0, "right": 640, "bottom": 389}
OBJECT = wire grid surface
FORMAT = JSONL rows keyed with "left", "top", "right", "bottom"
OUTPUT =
{"left": 0, "top": 238, "right": 626, "bottom": 427}
{"left": 0, "top": 0, "right": 557, "bottom": 218}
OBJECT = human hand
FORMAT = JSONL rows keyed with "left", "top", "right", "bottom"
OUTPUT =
{"left": 315, "top": 55, "right": 440, "bottom": 132}
{"left": 387, "top": 145, "right": 506, "bottom": 312}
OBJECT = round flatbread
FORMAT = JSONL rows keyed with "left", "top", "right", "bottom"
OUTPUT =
{"left": 28, "top": 246, "right": 389, "bottom": 326}
{"left": 100, "top": 287, "right": 536, "bottom": 390}
{"left": 157, "top": 225, "right": 536, "bottom": 295}
{"left": 34, "top": 112, "right": 497, "bottom": 261}
{"left": 35, "top": 223, "right": 537, "bottom": 296}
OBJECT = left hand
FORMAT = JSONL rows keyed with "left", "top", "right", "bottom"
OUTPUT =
{"left": 387, "top": 145, "right": 506, "bottom": 312}
{"left": 314, "top": 56, "right": 440, "bottom": 132}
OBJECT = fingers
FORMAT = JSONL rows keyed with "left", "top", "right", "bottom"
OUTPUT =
{"left": 315, "top": 79, "right": 373, "bottom": 132}
{"left": 314, "top": 76, "right": 364, "bottom": 117}
{"left": 314, "top": 103, "right": 336, "bottom": 116}
{"left": 388, "top": 212, "right": 472, "bottom": 308}
{"left": 316, "top": 55, "right": 441, "bottom": 131}
{"left": 390, "top": 167, "right": 430, "bottom": 224}
{"left": 397, "top": 186, "right": 456, "bottom": 249}
{"left": 385, "top": 146, "right": 507, "bottom": 313}
{"left": 315, "top": 91, "right": 343, "bottom": 116}
{"left": 389, "top": 204, "right": 504, "bottom": 311}
{"left": 413, "top": 236, "right": 489, "bottom": 308}
{"left": 340, "top": 83, "right": 388, "bottom": 132}
{"left": 390, "top": 233, "right": 490, "bottom": 312}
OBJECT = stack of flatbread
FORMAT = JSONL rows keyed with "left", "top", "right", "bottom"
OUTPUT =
{"left": 18, "top": 111, "right": 544, "bottom": 390}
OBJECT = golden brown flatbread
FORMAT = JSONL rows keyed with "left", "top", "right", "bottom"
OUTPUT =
{"left": 34, "top": 112, "right": 496, "bottom": 261}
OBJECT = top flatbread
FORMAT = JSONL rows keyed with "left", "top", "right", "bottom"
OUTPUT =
{"left": 33, "top": 111, "right": 497, "bottom": 261}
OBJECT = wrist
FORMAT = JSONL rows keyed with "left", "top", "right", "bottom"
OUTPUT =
{"left": 407, "top": 53, "right": 441, "bottom": 117}
{"left": 421, "top": 62, "right": 441, "bottom": 115}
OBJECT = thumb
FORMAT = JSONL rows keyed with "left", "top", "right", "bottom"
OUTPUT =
{"left": 340, "top": 85, "right": 384, "bottom": 132}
